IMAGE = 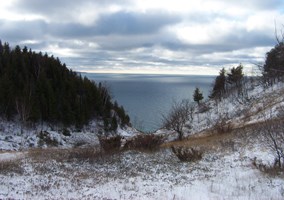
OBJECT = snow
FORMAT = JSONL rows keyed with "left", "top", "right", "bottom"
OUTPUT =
{"left": 0, "top": 152, "right": 24, "bottom": 161}
{"left": 1, "top": 78, "right": 284, "bottom": 199}
{"left": 0, "top": 140, "right": 283, "bottom": 199}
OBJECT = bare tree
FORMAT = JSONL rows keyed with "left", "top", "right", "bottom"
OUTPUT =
{"left": 162, "top": 99, "right": 194, "bottom": 140}
{"left": 257, "top": 109, "right": 284, "bottom": 168}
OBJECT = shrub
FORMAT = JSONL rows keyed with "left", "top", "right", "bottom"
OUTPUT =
{"left": 124, "top": 134, "right": 164, "bottom": 151}
{"left": 61, "top": 128, "right": 71, "bottom": 136}
{"left": 252, "top": 157, "right": 284, "bottom": 176}
{"left": 38, "top": 131, "right": 59, "bottom": 147}
{"left": 213, "top": 115, "right": 233, "bottom": 134}
{"left": 171, "top": 146, "right": 203, "bottom": 162}
{"left": 98, "top": 135, "right": 122, "bottom": 152}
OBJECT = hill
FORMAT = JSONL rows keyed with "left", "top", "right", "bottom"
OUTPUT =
{"left": 0, "top": 41, "right": 130, "bottom": 131}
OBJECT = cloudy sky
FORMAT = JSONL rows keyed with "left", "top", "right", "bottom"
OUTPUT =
{"left": 1, "top": 0, "right": 284, "bottom": 75}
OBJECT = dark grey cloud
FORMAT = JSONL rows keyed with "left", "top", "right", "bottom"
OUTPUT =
{"left": 13, "top": 0, "right": 130, "bottom": 13}
{"left": 1, "top": 0, "right": 283, "bottom": 74}
{"left": 94, "top": 11, "right": 180, "bottom": 35}
{"left": 47, "top": 11, "right": 180, "bottom": 38}
{"left": 0, "top": 19, "right": 47, "bottom": 41}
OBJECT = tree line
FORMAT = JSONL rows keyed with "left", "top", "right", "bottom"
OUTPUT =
{"left": 0, "top": 41, "right": 130, "bottom": 131}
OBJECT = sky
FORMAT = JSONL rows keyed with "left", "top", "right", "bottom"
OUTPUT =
{"left": 0, "top": 0, "right": 284, "bottom": 75}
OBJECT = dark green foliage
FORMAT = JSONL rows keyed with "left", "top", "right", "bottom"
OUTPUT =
{"left": 209, "top": 65, "right": 244, "bottom": 100}
{"left": 227, "top": 64, "right": 244, "bottom": 88}
{"left": 193, "top": 87, "right": 203, "bottom": 105}
{"left": 209, "top": 68, "right": 226, "bottom": 99}
{"left": 263, "top": 42, "right": 284, "bottom": 84}
{"left": 0, "top": 41, "right": 130, "bottom": 129}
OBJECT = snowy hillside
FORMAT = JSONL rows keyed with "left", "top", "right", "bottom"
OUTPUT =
{"left": 157, "top": 78, "right": 284, "bottom": 140}
{"left": 1, "top": 77, "right": 284, "bottom": 199}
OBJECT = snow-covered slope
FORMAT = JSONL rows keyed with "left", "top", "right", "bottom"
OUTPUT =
{"left": 1, "top": 78, "right": 284, "bottom": 199}
{"left": 0, "top": 119, "right": 139, "bottom": 151}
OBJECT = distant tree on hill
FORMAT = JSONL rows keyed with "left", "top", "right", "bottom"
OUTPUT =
{"left": 209, "top": 68, "right": 226, "bottom": 99}
{"left": 193, "top": 87, "right": 203, "bottom": 105}
{"left": 263, "top": 42, "right": 284, "bottom": 84}
{"left": 227, "top": 64, "right": 244, "bottom": 88}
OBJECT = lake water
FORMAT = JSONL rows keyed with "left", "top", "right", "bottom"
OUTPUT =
{"left": 85, "top": 73, "right": 215, "bottom": 132}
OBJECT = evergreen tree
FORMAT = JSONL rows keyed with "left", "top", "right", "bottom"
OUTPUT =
{"left": 227, "top": 64, "right": 244, "bottom": 88}
{"left": 0, "top": 41, "right": 130, "bottom": 131}
{"left": 263, "top": 42, "right": 284, "bottom": 83}
{"left": 193, "top": 87, "right": 203, "bottom": 105}
{"left": 209, "top": 68, "right": 226, "bottom": 99}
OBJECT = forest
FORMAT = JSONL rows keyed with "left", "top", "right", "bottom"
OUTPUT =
{"left": 0, "top": 41, "right": 130, "bottom": 131}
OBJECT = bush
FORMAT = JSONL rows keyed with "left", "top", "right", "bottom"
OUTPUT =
{"left": 98, "top": 135, "right": 122, "bottom": 152}
{"left": 124, "top": 134, "right": 164, "bottom": 151}
{"left": 171, "top": 146, "right": 203, "bottom": 162}
{"left": 252, "top": 157, "right": 284, "bottom": 176}
{"left": 61, "top": 128, "right": 71, "bottom": 136}
{"left": 213, "top": 115, "right": 233, "bottom": 134}
{"left": 38, "top": 131, "right": 59, "bottom": 147}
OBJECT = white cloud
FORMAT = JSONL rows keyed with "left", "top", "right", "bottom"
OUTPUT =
{"left": 0, "top": 0, "right": 283, "bottom": 74}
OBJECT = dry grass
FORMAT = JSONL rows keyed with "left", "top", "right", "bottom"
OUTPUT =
{"left": 124, "top": 134, "right": 164, "bottom": 152}
{"left": 162, "top": 130, "right": 236, "bottom": 151}
{"left": 28, "top": 148, "right": 71, "bottom": 163}
{"left": 28, "top": 146, "right": 115, "bottom": 165}
{"left": 0, "top": 159, "right": 24, "bottom": 174}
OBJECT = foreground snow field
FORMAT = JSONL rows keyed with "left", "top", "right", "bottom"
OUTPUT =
{"left": 1, "top": 132, "right": 283, "bottom": 200}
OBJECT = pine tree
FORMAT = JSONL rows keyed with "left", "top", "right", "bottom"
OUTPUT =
{"left": 209, "top": 68, "right": 226, "bottom": 99}
{"left": 0, "top": 41, "right": 130, "bottom": 130}
{"left": 227, "top": 64, "right": 243, "bottom": 87}
{"left": 263, "top": 42, "right": 284, "bottom": 84}
{"left": 193, "top": 87, "right": 203, "bottom": 105}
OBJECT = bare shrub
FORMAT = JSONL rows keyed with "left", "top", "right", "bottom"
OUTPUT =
{"left": 256, "top": 119, "right": 284, "bottom": 168}
{"left": 171, "top": 146, "right": 203, "bottom": 162}
{"left": 213, "top": 114, "right": 233, "bottom": 134}
{"left": 252, "top": 157, "right": 284, "bottom": 176}
{"left": 123, "top": 134, "right": 164, "bottom": 151}
{"left": 98, "top": 135, "right": 122, "bottom": 152}
{"left": 162, "top": 99, "right": 194, "bottom": 140}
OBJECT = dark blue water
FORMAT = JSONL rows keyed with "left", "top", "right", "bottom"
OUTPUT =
{"left": 85, "top": 73, "right": 215, "bottom": 132}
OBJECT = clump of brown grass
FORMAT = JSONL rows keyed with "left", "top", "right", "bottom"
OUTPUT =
{"left": 171, "top": 146, "right": 203, "bottom": 162}
{"left": 124, "top": 134, "right": 164, "bottom": 151}
{"left": 98, "top": 135, "right": 122, "bottom": 152}
{"left": 0, "top": 159, "right": 24, "bottom": 174}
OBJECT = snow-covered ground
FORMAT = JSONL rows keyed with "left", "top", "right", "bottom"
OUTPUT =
{"left": 0, "top": 136, "right": 283, "bottom": 199}
{"left": 1, "top": 78, "right": 284, "bottom": 199}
